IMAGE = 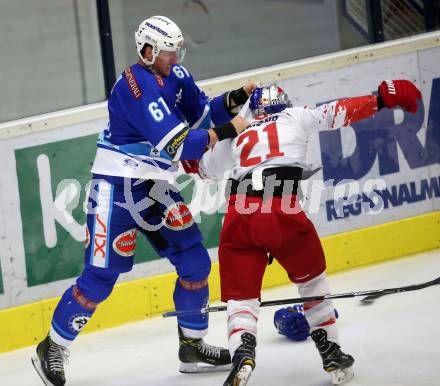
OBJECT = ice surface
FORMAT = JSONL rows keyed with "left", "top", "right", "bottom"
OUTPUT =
{"left": 1, "top": 249, "right": 439, "bottom": 386}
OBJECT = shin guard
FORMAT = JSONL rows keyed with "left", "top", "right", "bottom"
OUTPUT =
{"left": 227, "top": 299, "right": 259, "bottom": 356}
{"left": 50, "top": 285, "right": 98, "bottom": 346}
{"left": 296, "top": 272, "right": 338, "bottom": 342}
{"left": 174, "top": 278, "right": 209, "bottom": 338}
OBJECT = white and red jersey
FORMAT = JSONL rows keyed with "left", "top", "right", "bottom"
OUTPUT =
{"left": 199, "top": 96, "right": 378, "bottom": 180}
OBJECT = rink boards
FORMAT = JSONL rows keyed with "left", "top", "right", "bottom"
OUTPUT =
{"left": 0, "top": 31, "right": 440, "bottom": 353}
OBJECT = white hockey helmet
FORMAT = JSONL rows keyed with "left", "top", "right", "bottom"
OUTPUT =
{"left": 135, "top": 16, "right": 186, "bottom": 66}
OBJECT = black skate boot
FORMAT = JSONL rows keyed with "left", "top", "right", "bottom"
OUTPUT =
{"left": 223, "top": 333, "right": 256, "bottom": 386}
{"left": 31, "top": 335, "right": 70, "bottom": 386}
{"left": 178, "top": 326, "right": 231, "bottom": 373}
{"left": 311, "top": 328, "right": 354, "bottom": 385}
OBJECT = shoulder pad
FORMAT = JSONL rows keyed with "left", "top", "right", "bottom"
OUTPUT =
{"left": 170, "top": 65, "right": 192, "bottom": 81}
{"left": 282, "top": 107, "right": 297, "bottom": 117}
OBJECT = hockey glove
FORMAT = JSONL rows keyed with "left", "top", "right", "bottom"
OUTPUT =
{"left": 274, "top": 304, "right": 339, "bottom": 342}
{"left": 378, "top": 79, "right": 422, "bottom": 114}
{"left": 274, "top": 304, "right": 310, "bottom": 341}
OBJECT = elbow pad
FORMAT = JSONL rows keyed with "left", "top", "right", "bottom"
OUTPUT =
{"left": 224, "top": 87, "right": 248, "bottom": 115}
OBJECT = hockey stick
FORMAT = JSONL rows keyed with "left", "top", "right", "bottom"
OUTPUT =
{"left": 162, "top": 275, "right": 440, "bottom": 318}
{"left": 359, "top": 292, "right": 388, "bottom": 304}
{"left": 360, "top": 274, "right": 440, "bottom": 304}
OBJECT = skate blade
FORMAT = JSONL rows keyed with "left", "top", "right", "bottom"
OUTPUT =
{"left": 233, "top": 364, "right": 253, "bottom": 386}
{"left": 331, "top": 366, "right": 354, "bottom": 385}
{"left": 31, "top": 355, "right": 54, "bottom": 386}
{"left": 179, "top": 361, "right": 232, "bottom": 373}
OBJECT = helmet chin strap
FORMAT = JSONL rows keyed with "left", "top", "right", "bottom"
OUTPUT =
{"left": 138, "top": 44, "right": 159, "bottom": 67}
{"left": 140, "top": 52, "right": 157, "bottom": 67}
{"left": 141, "top": 57, "right": 154, "bottom": 66}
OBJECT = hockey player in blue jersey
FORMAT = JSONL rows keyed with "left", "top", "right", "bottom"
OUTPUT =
{"left": 32, "top": 15, "right": 255, "bottom": 386}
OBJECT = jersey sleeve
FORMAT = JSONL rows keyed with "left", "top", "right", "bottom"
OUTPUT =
{"left": 199, "top": 139, "right": 235, "bottom": 180}
{"left": 172, "top": 65, "right": 212, "bottom": 129}
{"left": 294, "top": 95, "right": 379, "bottom": 134}
{"left": 208, "top": 94, "right": 233, "bottom": 126}
{"left": 127, "top": 82, "right": 208, "bottom": 161}
{"left": 172, "top": 65, "right": 232, "bottom": 129}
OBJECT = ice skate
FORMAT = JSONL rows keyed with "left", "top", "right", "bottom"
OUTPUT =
{"left": 178, "top": 327, "right": 231, "bottom": 373}
{"left": 223, "top": 333, "right": 256, "bottom": 386}
{"left": 31, "top": 335, "right": 70, "bottom": 386}
{"left": 311, "top": 328, "right": 354, "bottom": 385}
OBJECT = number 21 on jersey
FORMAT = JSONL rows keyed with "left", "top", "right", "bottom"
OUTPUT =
{"left": 236, "top": 122, "right": 284, "bottom": 167}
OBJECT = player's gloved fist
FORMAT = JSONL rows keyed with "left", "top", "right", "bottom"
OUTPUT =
{"left": 378, "top": 79, "right": 422, "bottom": 114}
{"left": 274, "top": 304, "right": 310, "bottom": 341}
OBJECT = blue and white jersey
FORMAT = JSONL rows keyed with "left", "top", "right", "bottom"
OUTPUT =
{"left": 92, "top": 63, "right": 232, "bottom": 180}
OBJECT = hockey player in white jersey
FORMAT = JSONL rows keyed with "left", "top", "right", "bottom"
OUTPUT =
{"left": 193, "top": 80, "right": 422, "bottom": 385}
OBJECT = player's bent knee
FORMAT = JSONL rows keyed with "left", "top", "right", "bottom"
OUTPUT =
{"left": 173, "top": 243, "right": 211, "bottom": 282}
{"left": 76, "top": 266, "right": 120, "bottom": 304}
{"left": 178, "top": 277, "right": 208, "bottom": 291}
{"left": 296, "top": 271, "right": 330, "bottom": 297}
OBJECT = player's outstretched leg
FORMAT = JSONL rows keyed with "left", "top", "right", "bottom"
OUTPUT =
{"left": 296, "top": 272, "right": 354, "bottom": 384}
{"left": 311, "top": 329, "right": 354, "bottom": 385}
{"left": 31, "top": 266, "right": 119, "bottom": 385}
{"left": 31, "top": 335, "right": 70, "bottom": 386}
{"left": 223, "top": 333, "right": 256, "bottom": 386}
{"left": 31, "top": 283, "right": 87, "bottom": 386}
{"left": 178, "top": 326, "right": 231, "bottom": 373}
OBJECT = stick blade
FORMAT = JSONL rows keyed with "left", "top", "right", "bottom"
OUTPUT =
{"left": 359, "top": 293, "right": 382, "bottom": 305}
